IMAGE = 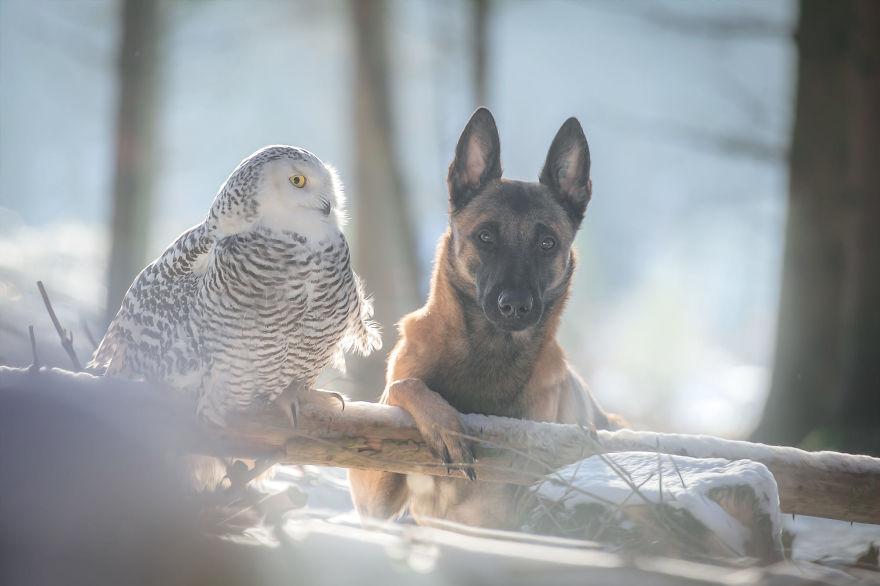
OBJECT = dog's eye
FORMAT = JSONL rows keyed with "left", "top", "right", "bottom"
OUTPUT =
{"left": 540, "top": 237, "right": 556, "bottom": 250}
{"left": 478, "top": 230, "right": 494, "bottom": 244}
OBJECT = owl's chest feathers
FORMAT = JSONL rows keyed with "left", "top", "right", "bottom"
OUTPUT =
{"left": 203, "top": 229, "right": 355, "bottom": 336}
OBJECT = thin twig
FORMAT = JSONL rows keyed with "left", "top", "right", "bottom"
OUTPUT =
{"left": 218, "top": 486, "right": 286, "bottom": 527}
{"left": 528, "top": 482, "right": 569, "bottom": 536}
{"left": 556, "top": 454, "right": 588, "bottom": 505}
{"left": 36, "top": 281, "right": 82, "bottom": 371}
{"left": 668, "top": 454, "right": 688, "bottom": 490}
{"left": 618, "top": 472, "right": 657, "bottom": 509}
{"left": 594, "top": 471, "right": 657, "bottom": 544}
{"left": 577, "top": 426, "right": 654, "bottom": 507}
{"left": 446, "top": 426, "right": 623, "bottom": 510}
{"left": 28, "top": 325, "right": 40, "bottom": 374}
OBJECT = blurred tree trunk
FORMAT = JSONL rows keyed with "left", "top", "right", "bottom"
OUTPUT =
{"left": 838, "top": 0, "right": 880, "bottom": 445}
{"left": 104, "top": 0, "right": 159, "bottom": 325}
{"left": 349, "top": 0, "right": 420, "bottom": 396}
{"left": 752, "top": 0, "right": 880, "bottom": 454}
{"left": 472, "top": 0, "right": 489, "bottom": 106}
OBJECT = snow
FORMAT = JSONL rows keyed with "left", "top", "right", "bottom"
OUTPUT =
{"left": 785, "top": 515, "right": 880, "bottom": 564}
{"left": 602, "top": 428, "right": 880, "bottom": 476}
{"left": 532, "top": 451, "right": 783, "bottom": 557}
{"left": 0, "top": 220, "right": 107, "bottom": 368}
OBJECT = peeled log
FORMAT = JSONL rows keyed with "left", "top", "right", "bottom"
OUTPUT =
{"left": 2, "top": 367, "right": 879, "bottom": 525}
{"left": 223, "top": 399, "right": 880, "bottom": 525}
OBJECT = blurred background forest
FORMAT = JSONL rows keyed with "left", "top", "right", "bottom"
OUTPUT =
{"left": 0, "top": 0, "right": 876, "bottom": 452}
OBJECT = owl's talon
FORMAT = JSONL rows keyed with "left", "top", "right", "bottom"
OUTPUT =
{"left": 307, "top": 388, "right": 347, "bottom": 414}
{"left": 330, "top": 391, "right": 345, "bottom": 412}
{"left": 288, "top": 400, "right": 299, "bottom": 429}
{"left": 278, "top": 386, "right": 346, "bottom": 430}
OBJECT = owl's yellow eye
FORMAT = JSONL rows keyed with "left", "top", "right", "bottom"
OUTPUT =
{"left": 289, "top": 174, "right": 307, "bottom": 188}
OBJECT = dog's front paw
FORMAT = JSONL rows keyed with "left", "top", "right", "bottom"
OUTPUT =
{"left": 385, "top": 378, "right": 477, "bottom": 480}
{"left": 420, "top": 410, "right": 477, "bottom": 481}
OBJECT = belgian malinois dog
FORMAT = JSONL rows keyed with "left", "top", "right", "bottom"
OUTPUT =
{"left": 349, "top": 107, "right": 622, "bottom": 529}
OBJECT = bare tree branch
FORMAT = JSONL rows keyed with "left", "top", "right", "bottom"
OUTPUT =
{"left": 27, "top": 325, "right": 39, "bottom": 374}
{"left": 36, "top": 281, "right": 82, "bottom": 371}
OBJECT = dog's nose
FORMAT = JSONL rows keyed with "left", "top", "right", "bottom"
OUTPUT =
{"left": 498, "top": 291, "right": 534, "bottom": 319}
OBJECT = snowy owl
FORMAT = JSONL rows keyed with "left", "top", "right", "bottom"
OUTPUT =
{"left": 89, "top": 145, "right": 382, "bottom": 426}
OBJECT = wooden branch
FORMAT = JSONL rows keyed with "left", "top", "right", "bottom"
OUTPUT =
{"left": 2, "top": 366, "right": 879, "bottom": 526}
{"left": 220, "top": 399, "right": 880, "bottom": 526}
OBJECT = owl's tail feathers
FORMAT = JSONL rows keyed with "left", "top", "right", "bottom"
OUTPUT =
{"left": 85, "top": 326, "right": 125, "bottom": 375}
{"left": 351, "top": 315, "right": 382, "bottom": 356}
{"left": 345, "top": 273, "right": 383, "bottom": 357}
{"left": 86, "top": 335, "right": 115, "bottom": 373}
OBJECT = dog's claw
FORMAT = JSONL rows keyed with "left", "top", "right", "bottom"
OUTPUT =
{"left": 424, "top": 428, "right": 477, "bottom": 480}
{"left": 289, "top": 402, "right": 298, "bottom": 428}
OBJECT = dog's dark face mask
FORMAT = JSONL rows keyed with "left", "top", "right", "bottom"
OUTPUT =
{"left": 446, "top": 108, "right": 593, "bottom": 333}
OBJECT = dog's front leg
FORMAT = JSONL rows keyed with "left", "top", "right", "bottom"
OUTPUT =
{"left": 348, "top": 378, "right": 477, "bottom": 522}
{"left": 384, "top": 378, "right": 476, "bottom": 480}
{"left": 348, "top": 468, "right": 409, "bottom": 520}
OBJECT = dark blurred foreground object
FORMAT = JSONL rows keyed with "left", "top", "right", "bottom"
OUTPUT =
{"left": 753, "top": 0, "right": 880, "bottom": 455}
{"left": 0, "top": 369, "right": 294, "bottom": 586}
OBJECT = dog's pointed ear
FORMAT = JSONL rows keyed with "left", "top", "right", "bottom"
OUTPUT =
{"left": 447, "top": 107, "right": 502, "bottom": 211}
{"left": 540, "top": 117, "right": 591, "bottom": 225}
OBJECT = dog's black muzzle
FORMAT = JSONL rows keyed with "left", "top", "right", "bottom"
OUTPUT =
{"left": 482, "top": 286, "right": 543, "bottom": 331}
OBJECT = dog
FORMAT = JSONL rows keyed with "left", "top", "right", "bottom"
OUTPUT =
{"left": 348, "top": 107, "right": 623, "bottom": 529}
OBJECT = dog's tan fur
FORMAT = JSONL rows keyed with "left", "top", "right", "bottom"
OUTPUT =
{"left": 349, "top": 108, "right": 622, "bottom": 529}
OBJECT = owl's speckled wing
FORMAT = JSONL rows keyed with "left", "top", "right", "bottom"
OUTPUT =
{"left": 89, "top": 224, "right": 214, "bottom": 391}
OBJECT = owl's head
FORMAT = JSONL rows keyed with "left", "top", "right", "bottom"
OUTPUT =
{"left": 208, "top": 145, "right": 347, "bottom": 240}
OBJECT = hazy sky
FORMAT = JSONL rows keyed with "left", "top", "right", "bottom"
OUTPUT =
{"left": 0, "top": 0, "right": 796, "bottom": 436}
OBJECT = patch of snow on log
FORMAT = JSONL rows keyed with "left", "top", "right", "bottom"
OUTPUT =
{"left": 532, "top": 451, "right": 783, "bottom": 558}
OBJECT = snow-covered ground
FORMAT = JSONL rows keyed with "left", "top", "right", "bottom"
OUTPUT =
{"left": 785, "top": 515, "right": 880, "bottom": 567}
{"left": 262, "top": 462, "right": 880, "bottom": 567}
{"left": 250, "top": 464, "right": 880, "bottom": 582}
